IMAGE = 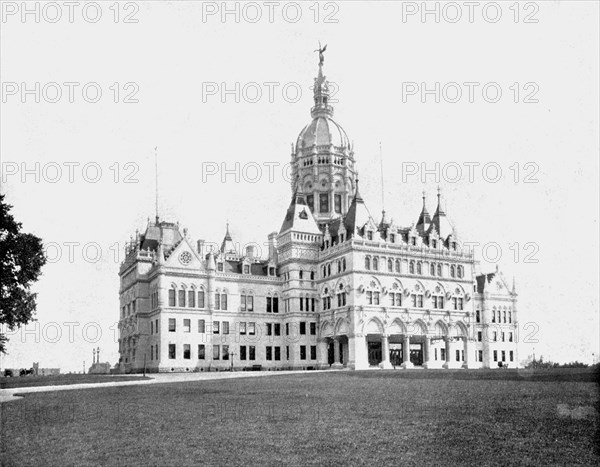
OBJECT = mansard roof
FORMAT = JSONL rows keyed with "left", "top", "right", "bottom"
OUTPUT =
{"left": 139, "top": 219, "right": 183, "bottom": 252}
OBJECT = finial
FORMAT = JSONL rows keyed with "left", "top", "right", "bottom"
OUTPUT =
{"left": 314, "top": 41, "right": 327, "bottom": 67}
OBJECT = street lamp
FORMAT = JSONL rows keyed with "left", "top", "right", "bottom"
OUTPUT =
{"left": 229, "top": 351, "right": 236, "bottom": 372}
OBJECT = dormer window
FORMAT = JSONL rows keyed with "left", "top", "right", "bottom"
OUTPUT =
{"left": 432, "top": 240, "right": 437, "bottom": 248}
{"left": 390, "top": 233, "right": 395, "bottom": 243}
{"left": 411, "top": 237, "right": 417, "bottom": 246}
{"left": 367, "top": 231, "right": 373, "bottom": 241}
{"left": 243, "top": 265, "right": 250, "bottom": 274}
{"left": 269, "top": 267, "right": 275, "bottom": 276}
{"left": 217, "top": 263, "right": 224, "bottom": 272}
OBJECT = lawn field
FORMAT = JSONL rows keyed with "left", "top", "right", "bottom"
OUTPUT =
{"left": 1, "top": 369, "right": 598, "bottom": 466}
{"left": 0, "top": 374, "right": 150, "bottom": 390}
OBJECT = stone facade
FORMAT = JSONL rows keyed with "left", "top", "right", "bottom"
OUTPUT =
{"left": 117, "top": 57, "right": 518, "bottom": 373}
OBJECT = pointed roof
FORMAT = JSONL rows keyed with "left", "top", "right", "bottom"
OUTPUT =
{"left": 220, "top": 223, "right": 236, "bottom": 254}
{"left": 428, "top": 187, "right": 454, "bottom": 239}
{"left": 279, "top": 191, "right": 322, "bottom": 235}
{"left": 344, "top": 180, "right": 374, "bottom": 235}
{"left": 416, "top": 191, "right": 431, "bottom": 235}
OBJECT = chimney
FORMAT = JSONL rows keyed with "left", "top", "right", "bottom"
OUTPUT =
{"left": 197, "top": 239, "right": 205, "bottom": 255}
{"left": 268, "top": 232, "right": 278, "bottom": 262}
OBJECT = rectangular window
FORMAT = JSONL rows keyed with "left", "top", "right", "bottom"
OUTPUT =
{"left": 300, "top": 297, "right": 303, "bottom": 311}
{"left": 249, "top": 346, "right": 255, "bottom": 360}
{"left": 274, "top": 323, "right": 281, "bottom": 336}
{"left": 310, "top": 322, "right": 316, "bottom": 335}
{"left": 150, "top": 346, "right": 153, "bottom": 360}
{"left": 169, "top": 318, "right": 176, "bottom": 332}
{"left": 198, "top": 319, "right": 205, "bottom": 333}
{"left": 477, "top": 331, "right": 482, "bottom": 342}
{"left": 213, "top": 345, "right": 220, "bottom": 360}
{"left": 183, "top": 344, "right": 191, "bottom": 359}
{"left": 300, "top": 322, "right": 306, "bottom": 335}
{"left": 155, "top": 319, "right": 159, "bottom": 334}
{"left": 334, "top": 194, "right": 342, "bottom": 213}
{"left": 502, "top": 332, "right": 505, "bottom": 342}
{"left": 286, "top": 346, "right": 290, "bottom": 360}
{"left": 300, "top": 345, "right": 307, "bottom": 360}
{"left": 241, "top": 295, "right": 246, "bottom": 311}
{"left": 266, "top": 297, "right": 272, "bottom": 313}
{"left": 273, "top": 297, "right": 279, "bottom": 313}
{"left": 222, "top": 345, "right": 229, "bottom": 360}
{"left": 198, "top": 345, "right": 205, "bottom": 360}
{"left": 178, "top": 290, "right": 186, "bottom": 307}
{"left": 150, "top": 321, "right": 153, "bottom": 335}
{"left": 213, "top": 321, "right": 220, "bottom": 334}
{"left": 440, "top": 348, "right": 446, "bottom": 361}
{"left": 274, "top": 346, "right": 281, "bottom": 361}
{"left": 319, "top": 193, "right": 329, "bottom": 213}
{"left": 168, "top": 290, "right": 176, "bottom": 307}
{"left": 183, "top": 319, "right": 190, "bottom": 333}
{"left": 475, "top": 310, "right": 480, "bottom": 323}
{"left": 373, "top": 292, "right": 380, "bottom": 305}
{"left": 239, "top": 322, "right": 246, "bottom": 335}
{"left": 247, "top": 295, "right": 253, "bottom": 311}
{"left": 478, "top": 350, "right": 483, "bottom": 362}
{"left": 501, "top": 351, "right": 506, "bottom": 362}
{"left": 168, "top": 344, "right": 176, "bottom": 359}
{"left": 221, "top": 294, "right": 227, "bottom": 310}
{"left": 240, "top": 346, "right": 247, "bottom": 360}
{"left": 248, "top": 322, "right": 256, "bottom": 335}
{"left": 267, "top": 323, "right": 272, "bottom": 336}
{"left": 188, "top": 290, "right": 195, "bottom": 308}
{"left": 285, "top": 323, "right": 289, "bottom": 335}
{"left": 266, "top": 346, "right": 272, "bottom": 360}
{"left": 509, "top": 351, "right": 514, "bottom": 362}
{"left": 493, "top": 350, "right": 498, "bottom": 362}
{"left": 198, "top": 291, "right": 205, "bottom": 308}
{"left": 310, "top": 345, "right": 317, "bottom": 360}
{"left": 223, "top": 321, "right": 229, "bottom": 335}
{"left": 215, "top": 293, "right": 220, "bottom": 310}
{"left": 509, "top": 332, "right": 513, "bottom": 342}
{"left": 456, "top": 350, "right": 460, "bottom": 361}
{"left": 493, "top": 332, "right": 497, "bottom": 342}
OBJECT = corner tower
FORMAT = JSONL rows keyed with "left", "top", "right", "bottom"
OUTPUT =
{"left": 289, "top": 47, "right": 357, "bottom": 228}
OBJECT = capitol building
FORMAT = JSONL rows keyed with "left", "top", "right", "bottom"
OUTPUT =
{"left": 117, "top": 54, "right": 519, "bottom": 372}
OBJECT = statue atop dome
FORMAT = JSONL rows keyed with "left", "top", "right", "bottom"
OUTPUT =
{"left": 314, "top": 42, "right": 327, "bottom": 67}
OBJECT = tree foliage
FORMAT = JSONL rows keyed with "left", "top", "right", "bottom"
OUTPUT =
{"left": 0, "top": 194, "right": 46, "bottom": 353}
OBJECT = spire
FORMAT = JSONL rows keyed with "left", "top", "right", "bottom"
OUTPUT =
{"left": 311, "top": 43, "right": 333, "bottom": 118}
{"left": 220, "top": 222, "right": 236, "bottom": 254}
{"left": 344, "top": 178, "right": 374, "bottom": 236}
{"left": 429, "top": 187, "right": 454, "bottom": 239}
{"left": 416, "top": 190, "right": 431, "bottom": 235}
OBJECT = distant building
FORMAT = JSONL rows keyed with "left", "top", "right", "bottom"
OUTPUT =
{"left": 116, "top": 54, "right": 518, "bottom": 372}
{"left": 32, "top": 362, "right": 60, "bottom": 376}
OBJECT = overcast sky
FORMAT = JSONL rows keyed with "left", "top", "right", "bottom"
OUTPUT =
{"left": 1, "top": 1, "right": 598, "bottom": 371}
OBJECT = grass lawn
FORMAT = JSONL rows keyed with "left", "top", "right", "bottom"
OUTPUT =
{"left": 1, "top": 369, "right": 598, "bottom": 466}
{"left": 0, "top": 374, "right": 150, "bottom": 389}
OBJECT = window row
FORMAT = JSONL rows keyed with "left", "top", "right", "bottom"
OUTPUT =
{"left": 121, "top": 299, "right": 137, "bottom": 318}
{"left": 160, "top": 319, "right": 317, "bottom": 337}
{"left": 364, "top": 256, "right": 465, "bottom": 279}
{"left": 321, "top": 257, "right": 347, "bottom": 278}
{"left": 493, "top": 350, "right": 515, "bottom": 363}
{"left": 160, "top": 344, "right": 318, "bottom": 361}
{"left": 474, "top": 310, "right": 513, "bottom": 324}
{"left": 477, "top": 331, "right": 514, "bottom": 343}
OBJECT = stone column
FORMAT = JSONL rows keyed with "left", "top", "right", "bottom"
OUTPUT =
{"left": 350, "top": 334, "right": 368, "bottom": 370}
{"left": 462, "top": 337, "right": 471, "bottom": 369}
{"left": 402, "top": 334, "right": 413, "bottom": 369}
{"left": 332, "top": 337, "right": 343, "bottom": 369}
{"left": 317, "top": 338, "right": 329, "bottom": 370}
{"left": 380, "top": 334, "right": 392, "bottom": 369}
{"left": 423, "top": 337, "right": 432, "bottom": 369}
{"left": 443, "top": 337, "right": 451, "bottom": 369}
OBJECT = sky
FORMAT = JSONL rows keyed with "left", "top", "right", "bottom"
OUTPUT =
{"left": 1, "top": 0, "right": 598, "bottom": 371}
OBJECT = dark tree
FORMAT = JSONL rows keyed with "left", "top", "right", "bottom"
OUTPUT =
{"left": 0, "top": 194, "right": 46, "bottom": 353}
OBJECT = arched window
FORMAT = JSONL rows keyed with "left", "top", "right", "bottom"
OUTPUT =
{"left": 395, "top": 259, "right": 400, "bottom": 273}
{"left": 337, "top": 284, "right": 347, "bottom": 307}
{"left": 310, "top": 271, "right": 315, "bottom": 280}
{"left": 432, "top": 286, "right": 444, "bottom": 309}
{"left": 492, "top": 309, "right": 496, "bottom": 323}
{"left": 503, "top": 310, "right": 507, "bottom": 323}
{"left": 430, "top": 263, "right": 436, "bottom": 275}
{"left": 409, "top": 261, "right": 415, "bottom": 274}
{"left": 388, "top": 259, "right": 393, "bottom": 272}
{"left": 416, "top": 261, "right": 422, "bottom": 275}
{"left": 450, "top": 265, "right": 456, "bottom": 278}
{"left": 508, "top": 310, "right": 512, "bottom": 323}
{"left": 437, "top": 264, "right": 442, "bottom": 276}
{"left": 432, "top": 240, "right": 437, "bottom": 249}
{"left": 457, "top": 265, "right": 464, "bottom": 278}
{"left": 365, "top": 256, "right": 371, "bottom": 270}
{"left": 322, "top": 288, "right": 331, "bottom": 311}
{"left": 373, "top": 257, "right": 379, "bottom": 271}
{"left": 366, "top": 281, "right": 380, "bottom": 306}
{"left": 327, "top": 263, "right": 331, "bottom": 276}
{"left": 299, "top": 270, "right": 304, "bottom": 280}
{"left": 342, "top": 258, "right": 347, "bottom": 271}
